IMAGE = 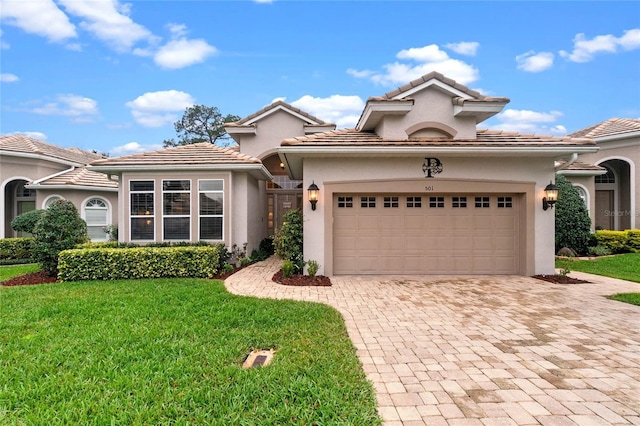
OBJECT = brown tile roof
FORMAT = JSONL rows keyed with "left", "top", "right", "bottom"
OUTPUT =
{"left": 555, "top": 160, "right": 606, "bottom": 172}
{"left": 377, "top": 71, "right": 509, "bottom": 103}
{"left": 281, "top": 128, "right": 595, "bottom": 148}
{"left": 90, "top": 142, "right": 262, "bottom": 167}
{"left": 568, "top": 118, "right": 640, "bottom": 139}
{"left": 34, "top": 167, "right": 118, "bottom": 189}
{"left": 227, "top": 100, "right": 332, "bottom": 126}
{"left": 0, "top": 134, "right": 104, "bottom": 164}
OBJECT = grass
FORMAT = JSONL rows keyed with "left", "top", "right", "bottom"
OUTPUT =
{"left": 0, "top": 263, "right": 40, "bottom": 282}
{"left": 556, "top": 253, "right": 640, "bottom": 283}
{"left": 0, "top": 278, "right": 380, "bottom": 425}
{"left": 608, "top": 293, "right": 640, "bottom": 306}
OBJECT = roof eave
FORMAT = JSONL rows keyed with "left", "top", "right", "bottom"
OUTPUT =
{"left": 26, "top": 183, "right": 119, "bottom": 192}
{"left": 453, "top": 100, "right": 510, "bottom": 124}
{"left": 0, "top": 150, "right": 85, "bottom": 167}
{"left": 355, "top": 100, "right": 414, "bottom": 131}
{"left": 88, "top": 163, "right": 273, "bottom": 181}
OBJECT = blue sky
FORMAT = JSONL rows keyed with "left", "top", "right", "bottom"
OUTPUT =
{"left": 1, "top": 1, "right": 639, "bottom": 156}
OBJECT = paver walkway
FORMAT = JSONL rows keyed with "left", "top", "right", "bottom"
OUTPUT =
{"left": 225, "top": 258, "right": 640, "bottom": 425}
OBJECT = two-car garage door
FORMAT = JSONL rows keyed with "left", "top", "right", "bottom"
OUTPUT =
{"left": 333, "top": 194, "right": 521, "bottom": 275}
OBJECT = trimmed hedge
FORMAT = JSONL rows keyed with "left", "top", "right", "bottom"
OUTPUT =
{"left": 58, "top": 246, "right": 221, "bottom": 282}
{"left": 0, "top": 238, "right": 35, "bottom": 264}
{"left": 593, "top": 230, "right": 640, "bottom": 254}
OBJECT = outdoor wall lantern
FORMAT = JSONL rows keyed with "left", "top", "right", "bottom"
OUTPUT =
{"left": 542, "top": 181, "right": 559, "bottom": 210}
{"left": 308, "top": 182, "right": 319, "bottom": 211}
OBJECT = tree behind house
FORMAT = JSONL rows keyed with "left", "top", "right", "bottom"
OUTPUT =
{"left": 163, "top": 105, "right": 240, "bottom": 147}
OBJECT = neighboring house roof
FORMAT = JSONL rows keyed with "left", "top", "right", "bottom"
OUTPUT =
{"left": 568, "top": 118, "right": 640, "bottom": 139}
{"left": 88, "top": 142, "right": 273, "bottom": 180}
{"left": 0, "top": 134, "right": 104, "bottom": 165}
{"left": 28, "top": 166, "right": 119, "bottom": 191}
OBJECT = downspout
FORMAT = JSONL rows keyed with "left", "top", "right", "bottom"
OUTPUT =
{"left": 554, "top": 153, "right": 578, "bottom": 172}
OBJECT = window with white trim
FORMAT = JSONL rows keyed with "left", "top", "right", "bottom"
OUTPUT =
{"left": 407, "top": 196, "right": 422, "bottom": 208}
{"left": 595, "top": 167, "right": 615, "bottom": 183}
{"left": 44, "top": 196, "right": 63, "bottom": 208}
{"left": 130, "top": 180, "right": 154, "bottom": 241}
{"left": 574, "top": 187, "right": 587, "bottom": 207}
{"left": 452, "top": 196, "right": 467, "bottom": 208}
{"left": 384, "top": 196, "right": 399, "bottom": 208}
{"left": 84, "top": 198, "right": 109, "bottom": 241}
{"left": 497, "top": 196, "right": 513, "bottom": 208}
{"left": 163, "top": 180, "right": 191, "bottom": 240}
{"left": 199, "top": 180, "right": 223, "bottom": 240}
{"left": 429, "top": 196, "right": 444, "bottom": 208}
{"left": 361, "top": 196, "right": 376, "bottom": 208}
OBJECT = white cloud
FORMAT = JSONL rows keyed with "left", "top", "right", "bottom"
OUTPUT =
{"left": 0, "top": 0, "right": 77, "bottom": 43}
{"left": 516, "top": 51, "right": 554, "bottom": 72}
{"left": 349, "top": 43, "right": 479, "bottom": 86}
{"left": 154, "top": 38, "right": 217, "bottom": 69}
{"left": 491, "top": 109, "right": 566, "bottom": 135}
{"left": 125, "top": 90, "right": 195, "bottom": 127}
{"left": 28, "top": 94, "right": 98, "bottom": 122}
{"left": 445, "top": 41, "right": 479, "bottom": 56}
{"left": 110, "top": 141, "right": 162, "bottom": 155}
{"left": 10, "top": 131, "right": 48, "bottom": 141}
{"left": 0, "top": 28, "right": 9, "bottom": 49}
{"left": 560, "top": 28, "right": 640, "bottom": 63}
{"left": 291, "top": 94, "right": 365, "bottom": 128}
{"left": 0, "top": 73, "right": 19, "bottom": 83}
{"left": 57, "top": 0, "right": 157, "bottom": 52}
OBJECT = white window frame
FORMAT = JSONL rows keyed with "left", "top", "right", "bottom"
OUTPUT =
{"left": 130, "top": 180, "right": 155, "bottom": 241}
{"left": 82, "top": 196, "right": 111, "bottom": 242}
{"left": 42, "top": 195, "right": 64, "bottom": 209}
{"left": 198, "top": 179, "right": 224, "bottom": 241}
{"left": 162, "top": 179, "right": 191, "bottom": 241}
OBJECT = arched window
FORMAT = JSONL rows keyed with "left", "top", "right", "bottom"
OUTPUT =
{"left": 84, "top": 198, "right": 109, "bottom": 241}
{"left": 44, "top": 195, "right": 63, "bottom": 208}
{"left": 574, "top": 186, "right": 587, "bottom": 206}
{"left": 595, "top": 166, "right": 615, "bottom": 183}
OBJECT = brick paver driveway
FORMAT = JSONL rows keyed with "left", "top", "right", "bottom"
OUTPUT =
{"left": 225, "top": 258, "right": 640, "bottom": 425}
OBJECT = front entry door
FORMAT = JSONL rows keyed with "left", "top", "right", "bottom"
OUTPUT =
{"left": 595, "top": 190, "right": 614, "bottom": 230}
{"left": 275, "top": 194, "right": 298, "bottom": 230}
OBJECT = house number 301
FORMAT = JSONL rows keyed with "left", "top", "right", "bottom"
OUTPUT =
{"left": 425, "top": 186, "right": 435, "bottom": 191}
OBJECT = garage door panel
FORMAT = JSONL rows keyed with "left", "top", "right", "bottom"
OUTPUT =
{"left": 334, "top": 194, "right": 520, "bottom": 275}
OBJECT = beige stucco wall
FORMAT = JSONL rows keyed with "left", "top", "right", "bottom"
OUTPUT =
{"left": 301, "top": 156, "right": 557, "bottom": 276}
{"left": 0, "top": 154, "right": 76, "bottom": 238}
{"left": 376, "top": 89, "right": 478, "bottom": 140}
{"left": 577, "top": 139, "right": 638, "bottom": 229}
{"left": 230, "top": 172, "right": 267, "bottom": 253}
{"left": 238, "top": 110, "right": 307, "bottom": 159}
{"left": 35, "top": 189, "right": 119, "bottom": 236}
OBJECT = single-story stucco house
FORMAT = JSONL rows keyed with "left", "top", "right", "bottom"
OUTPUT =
{"left": 0, "top": 135, "right": 118, "bottom": 241}
{"left": 3, "top": 72, "right": 637, "bottom": 276}
{"left": 88, "top": 72, "right": 600, "bottom": 276}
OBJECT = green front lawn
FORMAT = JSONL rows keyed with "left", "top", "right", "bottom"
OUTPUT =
{"left": 0, "top": 278, "right": 380, "bottom": 425}
{"left": 557, "top": 253, "right": 640, "bottom": 283}
{"left": 0, "top": 263, "right": 40, "bottom": 282}
{"left": 609, "top": 293, "right": 640, "bottom": 306}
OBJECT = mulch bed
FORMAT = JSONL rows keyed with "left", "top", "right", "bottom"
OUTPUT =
{"left": 532, "top": 274, "right": 591, "bottom": 284}
{"left": 1, "top": 271, "right": 59, "bottom": 287}
{"left": 272, "top": 270, "right": 332, "bottom": 286}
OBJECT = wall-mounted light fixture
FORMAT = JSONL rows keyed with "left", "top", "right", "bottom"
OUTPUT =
{"left": 308, "top": 182, "right": 319, "bottom": 211}
{"left": 279, "top": 162, "right": 285, "bottom": 170}
{"left": 542, "top": 181, "right": 559, "bottom": 210}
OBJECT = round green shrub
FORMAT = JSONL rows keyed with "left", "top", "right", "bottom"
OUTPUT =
{"left": 555, "top": 175, "right": 592, "bottom": 255}
{"left": 32, "top": 200, "right": 88, "bottom": 276}
{"left": 10, "top": 209, "right": 45, "bottom": 234}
